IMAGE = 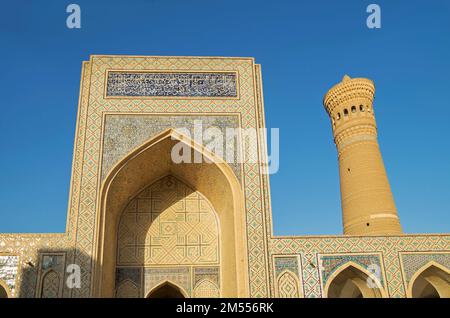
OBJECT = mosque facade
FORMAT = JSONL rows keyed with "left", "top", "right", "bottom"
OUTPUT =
{"left": 0, "top": 56, "right": 449, "bottom": 298}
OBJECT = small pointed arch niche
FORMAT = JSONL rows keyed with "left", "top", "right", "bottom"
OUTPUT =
{"left": 146, "top": 281, "right": 188, "bottom": 298}
{"left": 116, "top": 279, "right": 140, "bottom": 298}
{"left": 408, "top": 261, "right": 450, "bottom": 298}
{"left": 276, "top": 270, "right": 300, "bottom": 298}
{"left": 193, "top": 279, "right": 220, "bottom": 298}
{"left": 324, "top": 262, "right": 386, "bottom": 298}
{"left": 40, "top": 269, "right": 62, "bottom": 298}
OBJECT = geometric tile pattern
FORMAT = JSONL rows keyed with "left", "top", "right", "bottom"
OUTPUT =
{"left": 193, "top": 267, "right": 220, "bottom": 287}
{"left": 117, "top": 175, "right": 219, "bottom": 265}
{"left": 102, "top": 114, "right": 242, "bottom": 182}
{"left": 277, "top": 271, "right": 299, "bottom": 298}
{"left": 319, "top": 254, "right": 383, "bottom": 288}
{"left": 106, "top": 71, "right": 237, "bottom": 97}
{"left": 115, "top": 267, "right": 141, "bottom": 288}
{"left": 40, "top": 271, "right": 61, "bottom": 298}
{"left": 273, "top": 256, "right": 302, "bottom": 298}
{"left": 0, "top": 255, "right": 19, "bottom": 297}
{"left": 193, "top": 279, "right": 220, "bottom": 298}
{"left": 400, "top": 252, "right": 450, "bottom": 284}
{"left": 114, "top": 265, "right": 223, "bottom": 298}
{"left": 144, "top": 267, "right": 191, "bottom": 296}
{"left": 116, "top": 280, "right": 140, "bottom": 298}
{"left": 274, "top": 257, "right": 299, "bottom": 277}
{"left": 271, "top": 236, "right": 450, "bottom": 298}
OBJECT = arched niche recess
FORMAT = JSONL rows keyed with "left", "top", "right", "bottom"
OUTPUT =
{"left": 277, "top": 270, "right": 300, "bottom": 298}
{"left": 93, "top": 129, "right": 249, "bottom": 297}
{"left": 324, "top": 262, "right": 386, "bottom": 298}
{"left": 408, "top": 261, "right": 450, "bottom": 298}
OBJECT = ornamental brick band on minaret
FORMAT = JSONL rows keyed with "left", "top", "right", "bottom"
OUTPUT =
{"left": 323, "top": 75, "right": 402, "bottom": 235}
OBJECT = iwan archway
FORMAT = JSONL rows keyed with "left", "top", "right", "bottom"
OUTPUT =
{"left": 93, "top": 129, "right": 249, "bottom": 297}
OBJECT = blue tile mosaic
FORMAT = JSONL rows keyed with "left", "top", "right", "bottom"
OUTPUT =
{"left": 107, "top": 72, "right": 237, "bottom": 97}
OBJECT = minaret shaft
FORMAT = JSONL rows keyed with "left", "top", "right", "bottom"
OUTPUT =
{"left": 323, "top": 75, "right": 402, "bottom": 235}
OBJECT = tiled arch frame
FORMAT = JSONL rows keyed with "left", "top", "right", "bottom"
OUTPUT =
{"left": 405, "top": 260, "right": 450, "bottom": 298}
{"left": 93, "top": 128, "right": 249, "bottom": 297}
{"left": 317, "top": 252, "right": 388, "bottom": 298}
{"left": 322, "top": 261, "right": 388, "bottom": 298}
{"left": 399, "top": 251, "right": 450, "bottom": 297}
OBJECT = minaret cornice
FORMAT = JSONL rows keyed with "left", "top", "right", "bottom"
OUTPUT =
{"left": 323, "top": 76, "right": 375, "bottom": 115}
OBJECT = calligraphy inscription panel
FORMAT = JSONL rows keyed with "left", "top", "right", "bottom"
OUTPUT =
{"left": 106, "top": 71, "right": 238, "bottom": 98}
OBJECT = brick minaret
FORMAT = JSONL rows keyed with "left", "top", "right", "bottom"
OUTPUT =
{"left": 323, "top": 75, "right": 402, "bottom": 235}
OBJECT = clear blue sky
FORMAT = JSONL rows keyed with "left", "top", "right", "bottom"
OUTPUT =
{"left": 0, "top": 0, "right": 449, "bottom": 235}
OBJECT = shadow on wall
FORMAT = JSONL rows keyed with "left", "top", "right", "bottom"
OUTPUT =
{"left": 19, "top": 247, "right": 95, "bottom": 298}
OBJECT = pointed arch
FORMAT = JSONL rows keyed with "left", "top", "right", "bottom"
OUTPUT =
{"left": 194, "top": 279, "right": 220, "bottom": 298}
{"left": 0, "top": 279, "right": 11, "bottom": 298}
{"left": 146, "top": 280, "right": 188, "bottom": 298}
{"left": 407, "top": 261, "right": 450, "bottom": 298}
{"left": 277, "top": 270, "right": 300, "bottom": 298}
{"left": 40, "top": 270, "right": 61, "bottom": 298}
{"left": 93, "top": 129, "right": 248, "bottom": 297}
{"left": 116, "top": 279, "right": 140, "bottom": 298}
{"left": 324, "top": 261, "right": 386, "bottom": 298}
